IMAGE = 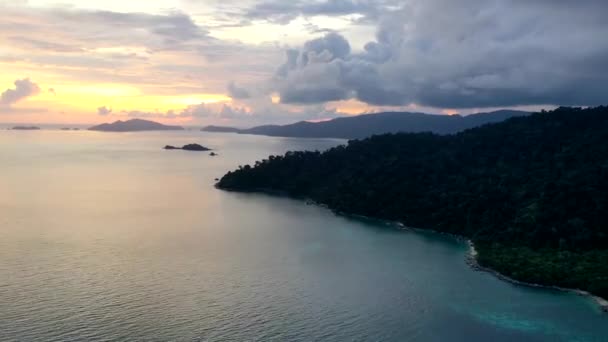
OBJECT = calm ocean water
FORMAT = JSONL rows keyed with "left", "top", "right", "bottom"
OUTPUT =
{"left": 1, "top": 129, "right": 607, "bottom": 341}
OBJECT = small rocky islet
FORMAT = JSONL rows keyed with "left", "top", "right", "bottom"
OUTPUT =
{"left": 164, "top": 144, "right": 215, "bottom": 153}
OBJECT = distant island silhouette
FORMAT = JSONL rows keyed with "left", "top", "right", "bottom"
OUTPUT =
{"left": 202, "top": 110, "right": 530, "bottom": 139}
{"left": 12, "top": 126, "right": 41, "bottom": 130}
{"left": 164, "top": 144, "right": 211, "bottom": 151}
{"left": 89, "top": 119, "right": 184, "bottom": 132}
{"left": 202, "top": 125, "right": 241, "bottom": 133}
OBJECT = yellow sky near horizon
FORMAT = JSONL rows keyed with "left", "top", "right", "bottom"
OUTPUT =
{"left": 0, "top": 75, "right": 232, "bottom": 123}
{"left": 0, "top": 1, "right": 382, "bottom": 125}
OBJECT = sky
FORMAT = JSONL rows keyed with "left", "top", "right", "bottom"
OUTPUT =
{"left": 0, "top": 0, "right": 607, "bottom": 126}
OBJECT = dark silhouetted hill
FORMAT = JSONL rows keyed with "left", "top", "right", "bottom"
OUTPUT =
{"left": 203, "top": 110, "right": 530, "bottom": 139}
{"left": 89, "top": 119, "right": 184, "bottom": 132}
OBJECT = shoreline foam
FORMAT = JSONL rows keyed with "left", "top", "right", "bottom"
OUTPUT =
{"left": 466, "top": 241, "right": 608, "bottom": 313}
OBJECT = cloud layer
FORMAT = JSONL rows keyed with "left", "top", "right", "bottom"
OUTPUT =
{"left": 227, "top": 81, "right": 251, "bottom": 99}
{"left": 1, "top": 0, "right": 607, "bottom": 124}
{"left": 273, "top": 0, "right": 608, "bottom": 108}
{"left": 0, "top": 4, "right": 282, "bottom": 94}
{"left": 0, "top": 78, "right": 40, "bottom": 107}
{"left": 97, "top": 106, "right": 112, "bottom": 116}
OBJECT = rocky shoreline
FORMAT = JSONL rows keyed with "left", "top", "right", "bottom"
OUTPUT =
{"left": 466, "top": 241, "right": 608, "bottom": 313}
{"left": 381, "top": 222, "right": 608, "bottom": 313}
{"left": 372, "top": 222, "right": 608, "bottom": 313}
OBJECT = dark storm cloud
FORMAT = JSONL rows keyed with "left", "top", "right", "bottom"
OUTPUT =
{"left": 0, "top": 78, "right": 40, "bottom": 106}
{"left": 273, "top": 33, "right": 354, "bottom": 104}
{"left": 274, "top": 0, "right": 608, "bottom": 108}
{"left": 227, "top": 81, "right": 251, "bottom": 99}
{"left": 303, "top": 32, "right": 351, "bottom": 61}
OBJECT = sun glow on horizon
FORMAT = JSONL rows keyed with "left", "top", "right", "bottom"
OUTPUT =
{"left": 0, "top": 73, "right": 238, "bottom": 123}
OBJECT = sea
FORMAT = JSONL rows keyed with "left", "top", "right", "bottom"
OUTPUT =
{"left": 1, "top": 128, "right": 607, "bottom": 341}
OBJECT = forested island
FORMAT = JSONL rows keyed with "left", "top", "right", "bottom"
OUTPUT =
{"left": 217, "top": 106, "right": 608, "bottom": 300}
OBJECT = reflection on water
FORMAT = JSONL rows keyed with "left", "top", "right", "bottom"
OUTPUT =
{"left": 0, "top": 130, "right": 607, "bottom": 341}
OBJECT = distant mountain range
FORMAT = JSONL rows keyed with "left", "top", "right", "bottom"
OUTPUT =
{"left": 89, "top": 119, "right": 184, "bottom": 132}
{"left": 202, "top": 110, "right": 530, "bottom": 139}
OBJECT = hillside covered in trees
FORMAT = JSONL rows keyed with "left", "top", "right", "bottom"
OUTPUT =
{"left": 217, "top": 107, "right": 608, "bottom": 298}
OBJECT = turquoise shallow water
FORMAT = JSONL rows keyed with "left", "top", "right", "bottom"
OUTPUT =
{"left": 0, "top": 129, "right": 607, "bottom": 341}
